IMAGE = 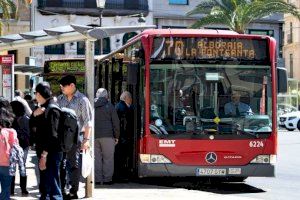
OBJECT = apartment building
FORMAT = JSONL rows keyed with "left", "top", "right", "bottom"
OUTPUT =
{"left": 32, "top": 0, "right": 153, "bottom": 67}
{"left": 282, "top": 0, "right": 300, "bottom": 107}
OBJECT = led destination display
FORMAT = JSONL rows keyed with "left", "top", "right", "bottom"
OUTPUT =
{"left": 152, "top": 37, "right": 269, "bottom": 63}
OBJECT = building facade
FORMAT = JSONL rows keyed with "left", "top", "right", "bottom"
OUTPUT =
{"left": 0, "top": 2, "right": 32, "bottom": 91}
{"left": 283, "top": 0, "right": 300, "bottom": 108}
{"left": 32, "top": 0, "right": 153, "bottom": 67}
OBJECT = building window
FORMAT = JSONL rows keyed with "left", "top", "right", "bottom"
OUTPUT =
{"left": 123, "top": 32, "right": 138, "bottom": 45}
{"left": 290, "top": 54, "right": 293, "bottom": 78}
{"left": 248, "top": 29, "right": 274, "bottom": 37}
{"left": 77, "top": 38, "right": 111, "bottom": 55}
{"left": 45, "top": 44, "right": 65, "bottom": 54}
{"left": 169, "top": 0, "right": 188, "bottom": 5}
{"left": 8, "top": 50, "right": 17, "bottom": 63}
{"left": 288, "top": 22, "right": 293, "bottom": 44}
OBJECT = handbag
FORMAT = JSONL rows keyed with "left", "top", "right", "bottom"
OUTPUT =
{"left": 81, "top": 149, "right": 92, "bottom": 178}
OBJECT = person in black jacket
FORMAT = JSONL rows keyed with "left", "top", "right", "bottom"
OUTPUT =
{"left": 10, "top": 101, "right": 30, "bottom": 196}
{"left": 94, "top": 88, "right": 120, "bottom": 185}
{"left": 30, "top": 82, "right": 63, "bottom": 200}
{"left": 114, "top": 91, "right": 133, "bottom": 182}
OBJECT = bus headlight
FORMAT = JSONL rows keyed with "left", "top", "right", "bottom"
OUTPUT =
{"left": 250, "top": 155, "right": 276, "bottom": 164}
{"left": 140, "top": 154, "right": 172, "bottom": 164}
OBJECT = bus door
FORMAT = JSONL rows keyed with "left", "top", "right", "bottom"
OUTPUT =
{"left": 97, "top": 59, "right": 141, "bottom": 178}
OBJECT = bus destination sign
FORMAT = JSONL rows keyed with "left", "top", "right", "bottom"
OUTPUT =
{"left": 151, "top": 37, "right": 268, "bottom": 62}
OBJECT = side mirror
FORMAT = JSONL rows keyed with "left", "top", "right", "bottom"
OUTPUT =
{"left": 277, "top": 67, "right": 287, "bottom": 94}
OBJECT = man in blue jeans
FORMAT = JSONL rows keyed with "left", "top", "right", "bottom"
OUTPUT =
{"left": 57, "top": 75, "right": 92, "bottom": 199}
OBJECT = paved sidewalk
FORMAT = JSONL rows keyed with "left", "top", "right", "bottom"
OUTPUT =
{"left": 10, "top": 151, "right": 258, "bottom": 200}
{"left": 10, "top": 150, "right": 86, "bottom": 200}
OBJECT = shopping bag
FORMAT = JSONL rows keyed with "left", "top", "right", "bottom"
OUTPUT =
{"left": 81, "top": 150, "right": 92, "bottom": 178}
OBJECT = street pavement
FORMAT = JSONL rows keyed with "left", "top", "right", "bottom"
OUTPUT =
{"left": 10, "top": 129, "right": 300, "bottom": 200}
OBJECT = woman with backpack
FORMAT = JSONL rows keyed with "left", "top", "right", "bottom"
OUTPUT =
{"left": 10, "top": 100, "right": 30, "bottom": 196}
{"left": 0, "top": 97, "right": 19, "bottom": 200}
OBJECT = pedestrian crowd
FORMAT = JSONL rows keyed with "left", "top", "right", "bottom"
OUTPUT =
{"left": 0, "top": 75, "right": 133, "bottom": 200}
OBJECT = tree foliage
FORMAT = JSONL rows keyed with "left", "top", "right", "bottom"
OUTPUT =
{"left": 187, "top": 0, "right": 300, "bottom": 34}
{"left": 0, "top": 0, "right": 30, "bottom": 35}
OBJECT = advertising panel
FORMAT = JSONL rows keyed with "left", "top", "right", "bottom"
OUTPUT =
{"left": 0, "top": 55, "right": 14, "bottom": 101}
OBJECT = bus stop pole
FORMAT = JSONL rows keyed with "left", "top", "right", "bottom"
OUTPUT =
{"left": 85, "top": 39, "right": 96, "bottom": 198}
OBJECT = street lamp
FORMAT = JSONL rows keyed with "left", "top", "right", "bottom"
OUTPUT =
{"left": 96, "top": 0, "right": 106, "bottom": 54}
{"left": 96, "top": 0, "right": 106, "bottom": 27}
{"left": 138, "top": 13, "right": 146, "bottom": 25}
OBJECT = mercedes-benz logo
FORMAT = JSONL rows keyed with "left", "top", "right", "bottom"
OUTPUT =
{"left": 205, "top": 152, "right": 217, "bottom": 164}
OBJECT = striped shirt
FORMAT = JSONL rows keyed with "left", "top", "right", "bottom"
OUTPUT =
{"left": 57, "top": 90, "right": 92, "bottom": 132}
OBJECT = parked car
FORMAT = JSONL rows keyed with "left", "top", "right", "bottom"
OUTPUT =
{"left": 277, "top": 104, "right": 298, "bottom": 116}
{"left": 278, "top": 111, "right": 300, "bottom": 131}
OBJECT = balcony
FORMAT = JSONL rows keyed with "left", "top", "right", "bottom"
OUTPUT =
{"left": 37, "top": 0, "right": 149, "bottom": 17}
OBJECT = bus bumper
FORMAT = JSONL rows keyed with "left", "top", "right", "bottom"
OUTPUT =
{"left": 138, "top": 163, "right": 275, "bottom": 177}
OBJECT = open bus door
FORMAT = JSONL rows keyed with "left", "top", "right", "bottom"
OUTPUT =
{"left": 97, "top": 59, "right": 141, "bottom": 180}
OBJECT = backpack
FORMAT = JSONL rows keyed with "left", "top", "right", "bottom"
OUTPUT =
{"left": 13, "top": 116, "right": 30, "bottom": 149}
{"left": 46, "top": 104, "right": 79, "bottom": 152}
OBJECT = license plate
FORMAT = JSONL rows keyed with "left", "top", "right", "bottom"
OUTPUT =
{"left": 196, "top": 168, "right": 226, "bottom": 176}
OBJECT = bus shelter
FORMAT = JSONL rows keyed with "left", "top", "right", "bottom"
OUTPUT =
{"left": 0, "top": 23, "right": 155, "bottom": 197}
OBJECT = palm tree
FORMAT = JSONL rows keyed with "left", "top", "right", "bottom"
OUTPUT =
{"left": 187, "top": 0, "right": 300, "bottom": 34}
{"left": 0, "top": 0, "right": 30, "bottom": 35}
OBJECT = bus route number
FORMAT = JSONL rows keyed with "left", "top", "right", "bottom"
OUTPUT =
{"left": 249, "top": 141, "right": 264, "bottom": 148}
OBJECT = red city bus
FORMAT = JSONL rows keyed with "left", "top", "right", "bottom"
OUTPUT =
{"left": 97, "top": 29, "right": 286, "bottom": 181}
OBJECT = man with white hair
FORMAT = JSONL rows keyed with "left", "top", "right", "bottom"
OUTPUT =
{"left": 114, "top": 91, "right": 133, "bottom": 182}
{"left": 94, "top": 88, "right": 120, "bottom": 185}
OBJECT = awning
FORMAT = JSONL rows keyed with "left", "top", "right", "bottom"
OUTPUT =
{"left": 0, "top": 24, "right": 155, "bottom": 51}
{"left": 14, "top": 64, "right": 43, "bottom": 75}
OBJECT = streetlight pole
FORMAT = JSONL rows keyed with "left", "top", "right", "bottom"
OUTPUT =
{"left": 29, "top": 0, "right": 34, "bottom": 56}
{"left": 84, "top": 0, "right": 106, "bottom": 198}
{"left": 96, "top": 0, "right": 106, "bottom": 55}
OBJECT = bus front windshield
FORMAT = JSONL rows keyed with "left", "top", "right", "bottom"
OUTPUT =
{"left": 149, "top": 63, "right": 272, "bottom": 139}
